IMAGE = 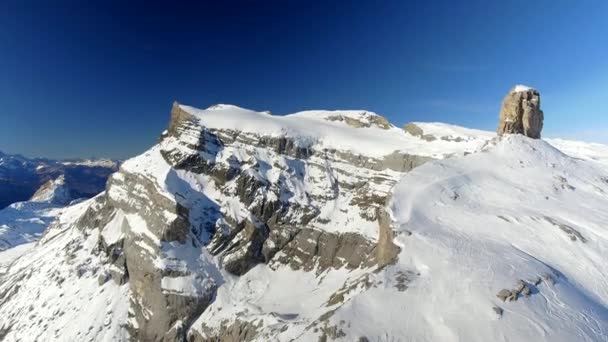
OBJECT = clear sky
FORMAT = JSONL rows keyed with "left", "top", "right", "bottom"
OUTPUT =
{"left": 1, "top": 0, "right": 607, "bottom": 159}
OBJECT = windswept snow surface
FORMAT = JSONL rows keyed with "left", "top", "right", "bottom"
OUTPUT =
{"left": 0, "top": 199, "right": 63, "bottom": 277}
{"left": 409, "top": 120, "right": 608, "bottom": 167}
{"left": 382, "top": 135, "right": 608, "bottom": 341}
{"left": 179, "top": 105, "right": 490, "bottom": 159}
{"left": 0, "top": 201, "right": 64, "bottom": 253}
{"left": 546, "top": 138, "right": 608, "bottom": 167}
{"left": 512, "top": 84, "right": 535, "bottom": 92}
{"left": 411, "top": 121, "right": 495, "bottom": 141}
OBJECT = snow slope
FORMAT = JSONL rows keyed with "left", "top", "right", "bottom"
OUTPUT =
{"left": 0, "top": 175, "right": 100, "bottom": 278}
{"left": 384, "top": 135, "right": 608, "bottom": 341}
{"left": 410, "top": 121, "right": 495, "bottom": 140}
{"left": 0, "top": 181, "right": 85, "bottom": 284}
{"left": 0, "top": 201, "right": 64, "bottom": 253}
{"left": 0, "top": 199, "right": 130, "bottom": 341}
{"left": 546, "top": 138, "right": 608, "bottom": 167}
{"left": 410, "top": 121, "right": 608, "bottom": 167}
{"left": 0, "top": 175, "right": 83, "bottom": 254}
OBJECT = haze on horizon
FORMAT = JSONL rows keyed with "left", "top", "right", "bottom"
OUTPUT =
{"left": 1, "top": 0, "right": 606, "bottom": 159}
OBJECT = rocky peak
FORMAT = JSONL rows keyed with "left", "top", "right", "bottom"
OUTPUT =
{"left": 166, "top": 101, "right": 197, "bottom": 139}
{"left": 29, "top": 175, "right": 71, "bottom": 205}
{"left": 496, "top": 85, "right": 544, "bottom": 139}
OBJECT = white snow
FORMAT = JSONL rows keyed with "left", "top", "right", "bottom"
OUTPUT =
{"left": 0, "top": 242, "right": 35, "bottom": 275}
{"left": 382, "top": 135, "right": 608, "bottom": 341}
{"left": 513, "top": 84, "right": 535, "bottom": 92}
{"left": 125, "top": 213, "right": 160, "bottom": 246}
{"left": 412, "top": 121, "right": 495, "bottom": 140}
{"left": 0, "top": 200, "right": 65, "bottom": 251}
{"left": 545, "top": 137, "right": 608, "bottom": 167}
{"left": 0, "top": 198, "right": 130, "bottom": 341}
{"left": 179, "top": 104, "right": 489, "bottom": 158}
{"left": 409, "top": 121, "right": 608, "bottom": 167}
{"left": 101, "top": 210, "right": 125, "bottom": 246}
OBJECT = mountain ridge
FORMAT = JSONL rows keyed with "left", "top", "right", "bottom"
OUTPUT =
{"left": 0, "top": 98, "right": 607, "bottom": 341}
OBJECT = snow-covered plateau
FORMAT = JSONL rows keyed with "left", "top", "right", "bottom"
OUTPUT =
{"left": 1, "top": 102, "right": 607, "bottom": 341}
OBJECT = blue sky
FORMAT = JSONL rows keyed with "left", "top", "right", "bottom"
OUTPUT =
{"left": 1, "top": 0, "right": 606, "bottom": 159}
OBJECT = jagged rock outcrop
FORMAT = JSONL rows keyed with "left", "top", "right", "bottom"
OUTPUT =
{"left": 403, "top": 123, "right": 424, "bottom": 138}
{"left": 403, "top": 123, "right": 437, "bottom": 141}
{"left": 497, "top": 85, "right": 544, "bottom": 138}
{"left": 326, "top": 112, "right": 391, "bottom": 129}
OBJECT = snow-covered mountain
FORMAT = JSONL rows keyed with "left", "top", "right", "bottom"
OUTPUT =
{"left": 0, "top": 158, "right": 118, "bottom": 280}
{"left": 0, "top": 174, "right": 99, "bottom": 275}
{"left": 0, "top": 151, "right": 119, "bottom": 209}
{"left": 0, "top": 100, "right": 607, "bottom": 341}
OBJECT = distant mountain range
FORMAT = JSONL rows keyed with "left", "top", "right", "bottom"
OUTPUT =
{"left": 0, "top": 150, "right": 119, "bottom": 209}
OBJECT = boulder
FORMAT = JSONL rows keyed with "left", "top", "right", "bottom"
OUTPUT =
{"left": 403, "top": 123, "right": 438, "bottom": 141}
{"left": 403, "top": 123, "right": 424, "bottom": 138}
{"left": 497, "top": 85, "right": 544, "bottom": 139}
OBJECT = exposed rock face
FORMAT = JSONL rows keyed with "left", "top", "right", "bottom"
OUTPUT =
{"left": 88, "top": 169, "right": 217, "bottom": 341}
{"left": 497, "top": 85, "right": 544, "bottom": 139}
{"left": 192, "top": 319, "right": 261, "bottom": 342}
{"left": 403, "top": 123, "right": 424, "bottom": 138}
{"left": 376, "top": 207, "right": 400, "bottom": 268}
{"left": 167, "top": 101, "right": 198, "bottom": 140}
{"left": 326, "top": 112, "right": 391, "bottom": 129}
{"left": 160, "top": 107, "right": 415, "bottom": 278}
